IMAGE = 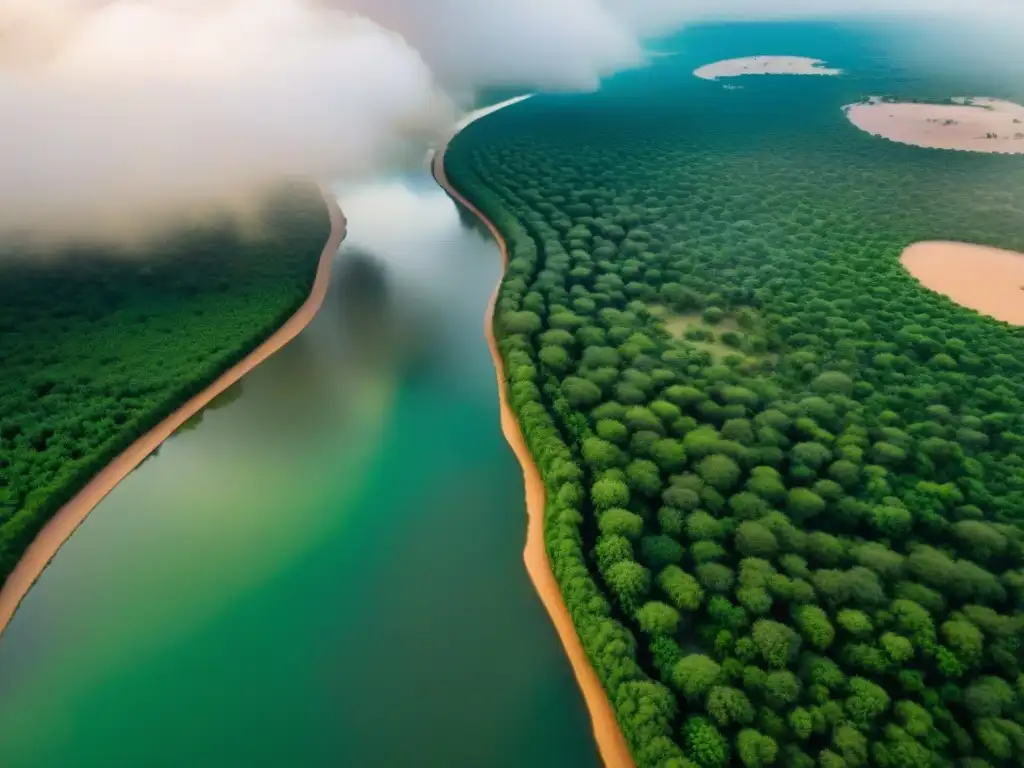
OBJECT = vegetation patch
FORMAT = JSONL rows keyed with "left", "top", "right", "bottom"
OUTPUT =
{"left": 649, "top": 306, "right": 771, "bottom": 367}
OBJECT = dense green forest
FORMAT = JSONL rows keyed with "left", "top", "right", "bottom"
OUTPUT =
{"left": 445, "top": 22, "right": 1024, "bottom": 768}
{"left": 0, "top": 182, "right": 330, "bottom": 583}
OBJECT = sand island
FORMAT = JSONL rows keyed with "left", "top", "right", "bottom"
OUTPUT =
{"left": 693, "top": 55, "right": 842, "bottom": 81}
{"left": 901, "top": 241, "right": 1024, "bottom": 325}
{"left": 845, "top": 97, "right": 1024, "bottom": 154}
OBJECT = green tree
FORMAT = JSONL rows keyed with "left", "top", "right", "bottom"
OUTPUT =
{"left": 658, "top": 565, "right": 705, "bottom": 611}
{"left": 836, "top": 609, "right": 874, "bottom": 638}
{"left": 596, "top": 418, "right": 630, "bottom": 445}
{"left": 787, "top": 488, "right": 826, "bottom": 522}
{"left": 792, "top": 441, "right": 833, "bottom": 470}
{"left": 697, "top": 562, "right": 735, "bottom": 594}
{"left": 658, "top": 506, "right": 686, "bottom": 537}
{"left": 606, "top": 560, "right": 651, "bottom": 613}
{"left": 788, "top": 707, "right": 813, "bottom": 740}
{"left": 880, "top": 632, "right": 914, "bottom": 663}
{"left": 664, "top": 485, "right": 702, "bottom": 512}
{"left": 592, "top": 478, "right": 630, "bottom": 510}
{"left": 699, "top": 454, "right": 742, "bottom": 492}
{"left": 869, "top": 504, "right": 913, "bottom": 537}
{"left": 595, "top": 534, "right": 634, "bottom": 572}
{"left": 735, "top": 521, "right": 779, "bottom": 559}
{"left": 737, "top": 587, "right": 773, "bottom": 616}
{"left": 963, "top": 676, "right": 1016, "bottom": 718}
{"left": 828, "top": 459, "right": 861, "bottom": 489}
{"left": 638, "top": 601, "right": 682, "bottom": 636}
{"left": 652, "top": 438, "right": 688, "bottom": 473}
{"left": 751, "top": 620, "right": 800, "bottom": 669}
{"left": 599, "top": 508, "right": 644, "bottom": 539}
{"left": 793, "top": 605, "right": 835, "bottom": 650}
{"left": 626, "top": 458, "right": 664, "bottom": 496}
{"left": 672, "top": 654, "right": 722, "bottom": 701}
{"left": 683, "top": 716, "right": 729, "bottom": 768}
{"left": 686, "top": 511, "right": 724, "bottom": 541}
{"left": 736, "top": 729, "right": 778, "bottom": 768}
{"left": 582, "top": 436, "right": 626, "bottom": 470}
{"left": 763, "top": 670, "right": 801, "bottom": 707}
{"left": 641, "top": 535, "right": 685, "bottom": 571}
{"left": 707, "top": 686, "right": 755, "bottom": 727}
{"left": 502, "top": 310, "right": 542, "bottom": 335}
{"left": 845, "top": 677, "right": 890, "bottom": 728}
{"left": 538, "top": 345, "right": 571, "bottom": 372}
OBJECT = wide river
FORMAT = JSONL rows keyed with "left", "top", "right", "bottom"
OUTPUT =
{"left": 0, "top": 162, "right": 598, "bottom": 765}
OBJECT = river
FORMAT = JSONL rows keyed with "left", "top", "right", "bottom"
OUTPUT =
{"left": 0, "top": 161, "right": 599, "bottom": 766}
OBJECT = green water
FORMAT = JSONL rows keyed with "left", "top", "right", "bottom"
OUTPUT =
{"left": 0, "top": 172, "right": 598, "bottom": 766}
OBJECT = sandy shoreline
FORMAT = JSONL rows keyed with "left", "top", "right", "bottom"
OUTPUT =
{"left": 902, "top": 240, "right": 1024, "bottom": 325}
{"left": 432, "top": 144, "right": 634, "bottom": 768}
{"left": 0, "top": 189, "right": 346, "bottom": 637}
{"left": 845, "top": 97, "right": 1024, "bottom": 154}
{"left": 694, "top": 55, "right": 841, "bottom": 81}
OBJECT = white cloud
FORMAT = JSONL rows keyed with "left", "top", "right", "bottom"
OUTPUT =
{"left": 1, "top": 0, "right": 1021, "bottom": 242}
{"left": 1, "top": 0, "right": 447, "bottom": 239}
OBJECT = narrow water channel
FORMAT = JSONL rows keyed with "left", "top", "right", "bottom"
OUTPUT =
{"left": 0, "top": 165, "right": 598, "bottom": 766}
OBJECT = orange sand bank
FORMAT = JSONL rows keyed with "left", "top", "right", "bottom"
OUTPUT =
{"left": 902, "top": 241, "right": 1024, "bottom": 325}
{"left": 432, "top": 146, "right": 634, "bottom": 768}
{"left": 845, "top": 97, "right": 1024, "bottom": 154}
{"left": 694, "top": 55, "right": 841, "bottom": 81}
{"left": 0, "top": 190, "right": 346, "bottom": 636}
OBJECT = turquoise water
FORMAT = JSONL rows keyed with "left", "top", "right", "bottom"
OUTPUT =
{"left": 0, "top": 171, "right": 598, "bottom": 766}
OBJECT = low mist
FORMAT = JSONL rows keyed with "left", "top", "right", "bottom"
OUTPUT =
{"left": 1, "top": 0, "right": 1020, "bottom": 244}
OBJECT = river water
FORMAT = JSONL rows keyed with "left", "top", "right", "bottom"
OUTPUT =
{"left": 0, "top": 165, "right": 598, "bottom": 766}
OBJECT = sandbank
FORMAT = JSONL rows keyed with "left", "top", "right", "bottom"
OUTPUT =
{"left": 432, "top": 144, "right": 634, "bottom": 767}
{"left": 902, "top": 240, "right": 1024, "bottom": 325}
{"left": 694, "top": 55, "right": 841, "bottom": 81}
{"left": 844, "top": 97, "right": 1024, "bottom": 154}
{"left": 0, "top": 189, "right": 346, "bottom": 636}
{"left": 452, "top": 94, "right": 534, "bottom": 135}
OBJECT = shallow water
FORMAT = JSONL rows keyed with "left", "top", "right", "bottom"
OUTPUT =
{"left": 0, "top": 169, "right": 598, "bottom": 767}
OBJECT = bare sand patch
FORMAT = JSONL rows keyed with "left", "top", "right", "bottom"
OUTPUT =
{"left": 845, "top": 97, "right": 1024, "bottom": 154}
{"left": 694, "top": 55, "right": 841, "bottom": 81}
{"left": 433, "top": 144, "right": 634, "bottom": 768}
{"left": 902, "top": 240, "right": 1024, "bottom": 324}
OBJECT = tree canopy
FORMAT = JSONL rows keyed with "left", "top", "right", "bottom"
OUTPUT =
{"left": 445, "top": 20, "right": 1024, "bottom": 768}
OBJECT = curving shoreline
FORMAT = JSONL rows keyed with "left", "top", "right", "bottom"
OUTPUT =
{"left": 901, "top": 240, "right": 1024, "bottom": 325}
{"left": 844, "top": 97, "right": 1024, "bottom": 155}
{"left": 0, "top": 189, "right": 346, "bottom": 637}
{"left": 432, "top": 144, "right": 634, "bottom": 768}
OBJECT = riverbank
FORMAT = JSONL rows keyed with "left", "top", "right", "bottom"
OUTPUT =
{"left": 432, "top": 144, "right": 634, "bottom": 768}
{"left": 0, "top": 189, "right": 346, "bottom": 636}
